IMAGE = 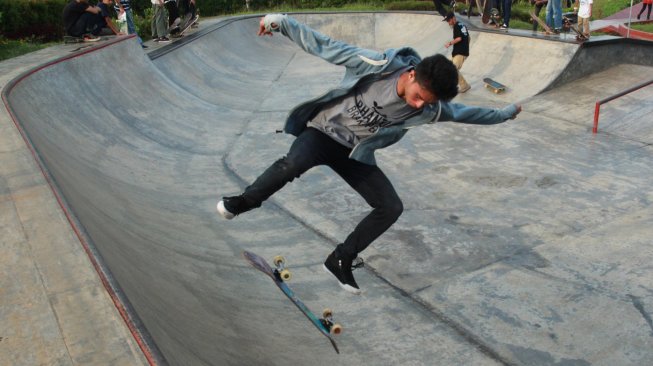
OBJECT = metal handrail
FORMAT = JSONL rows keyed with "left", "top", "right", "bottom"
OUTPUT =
{"left": 593, "top": 78, "right": 653, "bottom": 133}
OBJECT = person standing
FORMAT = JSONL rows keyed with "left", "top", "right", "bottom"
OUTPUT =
{"left": 443, "top": 12, "right": 471, "bottom": 93}
{"left": 114, "top": 0, "right": 146, "bottom": 48}
{"left": 500, "top": 0, "right": 513, "bottom": 29}
{"left": 638, "top": 0, "right": 652, "bottom": 20}
{"left": 216, "top": 14, "right": 521, "bottom": 294}
{"left": 576, "top": 0, "right": 593, "bottom": 39}
{"left": 531, "top": 0, "right": 549, "bottom": 32}
{"left": 151, "top": 0, "right": 171, "bottom": 43}
{"left": 546, "top": 0, "right": 563, "bottom": 33}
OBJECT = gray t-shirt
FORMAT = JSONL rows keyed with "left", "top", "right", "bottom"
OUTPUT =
{"left": 307, "top": 67, "right": 419, "bottom": 148}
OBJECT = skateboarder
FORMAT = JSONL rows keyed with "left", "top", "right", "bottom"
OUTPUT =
{"left": 217, "top": 14, "right": 522, "bottom": 295}
{"left": 443, "top": 12, "right": 471, "bottom": 93}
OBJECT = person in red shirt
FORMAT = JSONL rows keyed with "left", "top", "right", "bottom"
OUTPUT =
{"left": 638, "top": 0, "right": 652, "bottom": 20}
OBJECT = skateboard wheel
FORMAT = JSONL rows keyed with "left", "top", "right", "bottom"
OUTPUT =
{"left": 273, "top": 255, "right": 285, "bottom": 267}
{"left": 331, "top": 323, "right": 343, "bottom": 335}
{"left": 279, "top": 269, "right": 292, "bottom": 281}
{"left": 322, "top": 308, "right": 333, "bottom": 319}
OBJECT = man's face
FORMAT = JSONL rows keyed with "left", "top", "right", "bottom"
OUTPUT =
{"left": 402, "top": 70, "right": 438, "bottom": 109}
{"left": 448, "top": 17, "right": 456, "bottom": 27}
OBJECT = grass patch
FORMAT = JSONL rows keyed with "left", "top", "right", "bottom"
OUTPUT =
{"left": 0, "top": 37, "right": 54, "bottom": 61}
{"left": 592, "top": 0, "right": 632, "bottom": 19}
{"left": 631, "top": 22, "right": 653, "bottom": 33}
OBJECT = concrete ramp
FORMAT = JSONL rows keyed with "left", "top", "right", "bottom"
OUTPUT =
{"left": 4, "top": 12, "right": 653, "bottom": 366}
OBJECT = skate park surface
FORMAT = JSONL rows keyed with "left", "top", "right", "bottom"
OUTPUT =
{"left": 2, "top": 12, "right": 653, "bottom": 366}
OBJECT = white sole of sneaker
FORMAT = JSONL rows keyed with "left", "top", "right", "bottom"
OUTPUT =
{"left": 216, "top": 201, "right": 235, "bottom": 219}
{"left": 322, "top": 265, "right": 361, "bottom": 295}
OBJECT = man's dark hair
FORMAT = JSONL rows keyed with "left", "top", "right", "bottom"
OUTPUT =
{"left": 414, "top": 54, "right": 459, "bottom": 102}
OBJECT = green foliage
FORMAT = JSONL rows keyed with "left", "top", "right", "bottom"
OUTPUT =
{"left": 0, "top": 36, "right": 53, "bottom": 61}
{"left": 136, "top": 7, "right": 153, "bottom": 40}
{"left": 385, "top": 1, "right": 434, "bottom": 11}
{"left": 631, "top": 22, "right": 653, "bottom": 33}
{"left": 0, "top": 0, "right": 644, "bottom": 44}
{"left": 595, "top": 0, "right": 631, "bottom": 18}
{"left": 0, "top": 0, "right": 68, "bottom": 41}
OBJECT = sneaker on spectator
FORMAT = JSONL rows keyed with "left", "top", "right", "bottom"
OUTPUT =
{"left": 83, "top": 34, "right": 100, "bottom": 42}
{"left": 157, "top": 37, "right": 172, "bottom": 43}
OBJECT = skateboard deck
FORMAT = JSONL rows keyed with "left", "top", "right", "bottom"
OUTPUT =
{"left": 243, "top": 250, "right": 341, "bottom": 353}
{"left": 171, "top": 14, "right": 199, "bottom": 38}
{"left": 530, "top": 10, "right": 553, "bottom": 34}
{"left": 64, "top": 36, "right": 83, "bottom": 44}
{"left": 483, "top": 77, "right": 506, "bottom": 94}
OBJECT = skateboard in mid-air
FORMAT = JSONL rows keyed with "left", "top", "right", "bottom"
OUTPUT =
{"left": 483, "top": 77, "right": 506, "bottom": 94}
{"left": 242, "top": 250, "right": 342, "bottom": 353}
{"left": 530, "top": 10, "right": 553, "bottom": 35}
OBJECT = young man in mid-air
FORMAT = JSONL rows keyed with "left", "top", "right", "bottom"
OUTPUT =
{"left": 217, "top": 14, "right": 522, "bottom": 295}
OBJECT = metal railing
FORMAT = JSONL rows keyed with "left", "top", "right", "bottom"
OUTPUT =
{"left": 593, "top": 78, "right": 653, "bottom": 133}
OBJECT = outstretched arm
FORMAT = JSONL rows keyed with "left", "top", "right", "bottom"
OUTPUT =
{"left": 257, "top": 14, "right": 388, "bottom": 72}
{"left": 439, "top": 102, "right": 522, "bottom": 124}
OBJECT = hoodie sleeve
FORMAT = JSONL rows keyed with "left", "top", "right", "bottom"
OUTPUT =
{"left": 263, "top": 14, "right": 389, "bottom": 73}
{"left": 438, "top": 102, "right": 518, "bottom": 125}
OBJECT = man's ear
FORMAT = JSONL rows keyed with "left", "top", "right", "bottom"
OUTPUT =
{"left": 408, "top": 69, "right": 416, "bottom": 81}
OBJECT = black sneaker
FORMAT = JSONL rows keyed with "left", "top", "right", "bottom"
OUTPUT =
{"left": 217, "top": 195, "right": 251, "bottom": 220}
{"left": 323, "top": 251, "right": 361, "bottom": 295}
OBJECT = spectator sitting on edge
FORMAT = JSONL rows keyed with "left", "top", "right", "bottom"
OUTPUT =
{"left": 97, "top": 0, "right": 124, "bottom": 36}
{"left": 62, "top": 0, "right": 103, "bottom": 41}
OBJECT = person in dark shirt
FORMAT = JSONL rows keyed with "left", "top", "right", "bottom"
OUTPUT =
{"left": 62, "top": 0, "right": 103, "bottom": 39}
{"left": 217, "top": 14, "right": 522, "bottom": 295}
{"left": 97, "top": 0, "right": 123, "bottom": 35}
{"left": 443, "top": 12, "right": 471, "bottom": 93}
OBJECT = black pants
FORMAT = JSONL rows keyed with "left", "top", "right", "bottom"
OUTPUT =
{"left": 639, "top": 4, "right": 652, "bottom": 19}
{"left": 532, "top": 3, "right": 545, "bottom": 31}
{"left": 433, "top": 0, "right": 454, "bottom": 17}
{"left": 68, "top": 13, "right": 102, "bottom": 37}
{"left": 179, "top": 0, "right": 196, "bottom": 18}
{"left": 241, "top": 128, "right": 403, "bottom": 260}
{"left": 165, "top": 0, "right": 180, "bottom": 26}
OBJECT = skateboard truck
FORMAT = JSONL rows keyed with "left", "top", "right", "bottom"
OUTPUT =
{"left": 320, "top": 308, "right": 343, "bottom": 335}
{"left": 273, "top": 255, "right": 292, "bottom": 281}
